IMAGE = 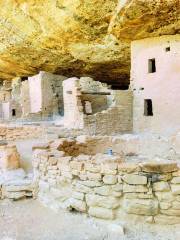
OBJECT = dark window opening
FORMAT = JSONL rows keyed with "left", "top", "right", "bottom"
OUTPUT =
{"left": 21, "top": 77, "right": 27, "bottom": 82}
{"left": 165, "top": 47, "right": 170, "bottom": 52}
{"left": 12, "top": 109, "right": 16, "bottom": 116}
{"left": 111, "top": 85, "right": 129, "bottom": 90}
{"left": 144, "top": 99, "right": 153, "bottom": 116}
{"left": 148, "top": 59, "right": 156, "bottom": 73}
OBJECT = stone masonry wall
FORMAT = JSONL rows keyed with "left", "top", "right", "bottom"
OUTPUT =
{"left": 0, "top": 124, "right": 45, "bottom": 141}
{"left": 83, "top": 90, "right": 132, "bottom": 135}
{"left": 33, "top": 139, "right": 180, "bottom": 225}
{"left": 63, "top": 77, "right": 133, "bottom": 134}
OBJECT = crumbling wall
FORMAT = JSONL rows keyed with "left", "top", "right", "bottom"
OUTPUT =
{"left": 63, "top": 77, "right": 84, "bottom": 128}
{"left": 0, "top": 144, "right": 20, "bottom": 170}
{"left": 33, "top": 139, "right": 180, "bottom": 225}
{"left": 0, "top": 124, "right": 45, "bottom": 141}
{"left": 83, "top": 90, "right": 132, "bottom": 135}
{"left": 63, "top": 77, "right": 133, "bottom": 134}
{"left": 131, "top": 35, "right": 180, "bottom": 135}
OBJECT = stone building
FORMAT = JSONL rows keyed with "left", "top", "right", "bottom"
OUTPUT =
{"left": 0, "top": 79, "right": 22, "bottom": 120}
{"left": 63, "top": 77, "right": 133, "bottom": 135}
{"left": 131, "top": 35, "right": 180, "bottom": 135}
{"left": 23, "top": 71, "right": 67, "bottom": 119}
{"left": 18, "top": 71, "right": 67, "bottom": 120}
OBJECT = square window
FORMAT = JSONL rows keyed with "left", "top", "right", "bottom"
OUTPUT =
{"left": 148, "top": 59, "right": 156, "bottom": 73}
{"left": 165, "top": 47, "right": 170, "bottom": 52}
{"left": 144, "top": 99, "right": 153, "bottom": 116}
{"left": 12, "top": 109, "right": 16, "bottom": 116}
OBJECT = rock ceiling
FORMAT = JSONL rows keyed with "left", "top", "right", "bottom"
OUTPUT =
{"left": 0, "top": 0, "right": 179, "bottom": 88}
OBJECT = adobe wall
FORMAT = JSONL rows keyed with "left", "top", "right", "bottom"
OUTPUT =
{"left": 33, "top": 139, "right": 180, "bottom": 225}
{"left": 131, "top": 35, "right": 180, "bottom": 135}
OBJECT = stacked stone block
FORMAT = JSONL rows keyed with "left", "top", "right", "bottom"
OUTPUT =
{"left": 0, "top": 125, "right": 45, "bottom": 141}
{"left": 33, "top": 138, "right": 180, "bottom": 224}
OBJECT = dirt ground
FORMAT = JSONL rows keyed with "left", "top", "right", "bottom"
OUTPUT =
{"left": 0, "top": 199, "right": 179, "bottom": 240}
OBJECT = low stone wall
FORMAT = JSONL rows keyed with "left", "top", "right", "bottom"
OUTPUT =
{"left": 0, "top": 143, "right": 34, "bottom": 200}
{"left": 0, "top": 124, "right": 45, "bottom": 141}
{"left": 0, "top": 169, "right": 35, "bottom": 200}
{"left": 33, "top": 140, "right": 180, "bottom": 225}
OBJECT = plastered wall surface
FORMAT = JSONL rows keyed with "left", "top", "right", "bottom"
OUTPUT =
{"left": 29, "top": 74, "right": 42, "bottom": 113}
{"left": 131, "top": 35, "right": 180, "bottom": 135}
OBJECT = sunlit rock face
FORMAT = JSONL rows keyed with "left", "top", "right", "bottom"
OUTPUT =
{"left": 110, "top": 0, "right": 180, "bottom": 40}
{"left": 0, "top": 0, "right": 179, "bottom": 87}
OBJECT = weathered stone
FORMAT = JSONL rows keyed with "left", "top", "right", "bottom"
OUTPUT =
{"left": 70, "top": 198, "right": 86, "bottom": 212}
{"left": 154, "top": 215, "right": 180, "bottom": 225}
{"left": 122, "top": 174, "right": 147, "bottom": 185}
{"left": 160, "top": 209, "right": 180, "bottom": 216}
{"left": 172, "top": 201, "right": 180, "bottom": 209}
{"left": 173, "top": 171, "right": 180, "bottom": 177}
{"left": 123, "top": 199, "right": 159, "bottom": 216}
{"left": 153, "top": 181, "right": 170, "bottom": 192}
{"left": 72, "top": 191, "right": 84, "bottom": 201}
{"left": 32, "top": 143, "right": 49, "bottom": 150}
{"left": 140, "top": 162, "right": 178, "bottom": 173}
{"left": 101, "top": 163, "right": 117, "bottom": 175}
{"left": 145, "top": 216, "right": 154, "bottom": 224}
{"left": 112, "top": 191, "right": 122, "bottom": 197}
{"left": 155, "top": 192, "right": 175, "bottom": 202}
{"left": 118, "top": 163, "right": 140, "bottom": 173}
{"left": 158, "top": 173, "right": 172, "bottom": 181}
{"left": 75, "top": 183, "right": 92, "bottom": 194}
{"left": 2, "top": 182, "right": 33, "bottom": 192}
{"left": 117, "top": 176, "right": 123, "bottom": 183}
{"left": 70, "top": 161, "right": 84, "bottom": 171}
{"left": 103, "top": 175, "right": 117, "bottom": 185}
{"left": 2, "top": 191, "right": 26, "bottom": 200}
{"left": 124, "top": 193, "right": 153, "bottom": 199}
{"left": 111, "top": 184, "right": 123, "bottom": 192}
{"left": 88, "top": 206, "right": 114, "bottom": 220}
{"left": 0, "top": 145, "right": 20, "bottom": 170}
{"left": 79, "top": 180, "right": 102, "bottom": 187}
{"left": 87, "top": 172, "right": 102, "bottom": 181}
{"left": 84, "top": 163, "right": 100, "bottom": 173}
{"left": 171, "top": 177, "right": 180, "bottom": 184}
{"left": 159, "top": 201, "right": 172, "bottom": 210}
{"left": 123, "top": 183, "right": 148, "bottom": 193}
{"left": 86, "top": 194, "right": 120, "bottom": 209}
{"left": 94, "top": 186, "right": 111, "bottom": 196}
{"left": 171, "top": 184, "right": 180, "bottom": 195}
{"left": 61, "top": 171, "right": 73, "bottom": 179}
{"left": 49, "top": 157, "right": 58, "bottom": 165}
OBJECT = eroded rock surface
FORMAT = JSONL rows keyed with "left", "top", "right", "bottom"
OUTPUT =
{"left": 0, "top": 1, "right": 179, "bottom": 87}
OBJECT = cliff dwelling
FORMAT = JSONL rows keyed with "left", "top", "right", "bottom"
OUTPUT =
{"left": 0, "top": 1, "right": 179, "bottom": 240}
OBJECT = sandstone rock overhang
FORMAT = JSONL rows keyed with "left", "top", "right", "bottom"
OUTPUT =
{"left": 0, "top": 0, "right": 179, "bottom": 88}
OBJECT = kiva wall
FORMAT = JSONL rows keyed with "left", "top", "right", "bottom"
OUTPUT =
{"left": 131, "top": 35, "right": 180, "bottom": 135}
